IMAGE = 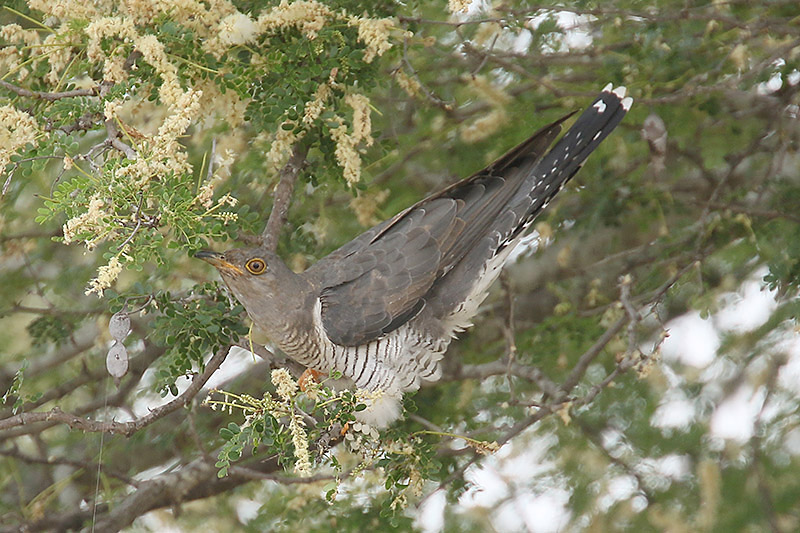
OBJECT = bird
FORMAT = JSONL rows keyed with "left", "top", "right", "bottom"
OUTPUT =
{"left": 197, "top": 84, "right": 633, "bottom": 427}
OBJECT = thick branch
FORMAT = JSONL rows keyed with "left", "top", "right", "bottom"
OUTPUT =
{"left": 105, "top": 118, "right": 138, "bottom": 160}
{"left": 262, "top": 142, "right": 308, "bottom": 251}
{"left": 15, "top": 455, "right": 284, "bottom": 533}
{"left": 0, "top": 79, "right": 98, "bottom": 101}
{"left": 0, "top": 346, "right": 229, "bottom": 437}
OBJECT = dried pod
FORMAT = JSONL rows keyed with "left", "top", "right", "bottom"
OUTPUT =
{"left": 109, "top": 312, "right": 131, "bottom": 341}
{"left": 106, "top": 341, "right": 129, "bottom": 380}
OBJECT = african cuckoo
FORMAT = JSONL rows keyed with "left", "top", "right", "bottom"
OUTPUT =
{"left": 197, "top": 84, "right": 633, "bottom": 426}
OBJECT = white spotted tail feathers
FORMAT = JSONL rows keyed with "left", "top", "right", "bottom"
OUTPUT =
{"left": 531, "top": 83, "right": 633, "bottom": 199}
{"left": 501, "top": 84, "right": 633, "bottom": 248}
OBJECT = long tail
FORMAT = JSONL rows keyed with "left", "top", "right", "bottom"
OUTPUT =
{"left": 508, "top": 84, "right": 633, "bottom": 242}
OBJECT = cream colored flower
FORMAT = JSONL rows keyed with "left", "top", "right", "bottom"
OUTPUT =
{"left": 196, "top": 183, "right": 215, "bottom": 209}
{"left": 289, "top": 415, "right": 312, "bottom": 475}
{"left": 394, "top": 70, "right": 421, "bottom": 97}
{"left": 460, "top": 108, "right": 507, "bottom": 143}
{"left": 133, "top": 34, "right": 182, "bottom": 108}
{"left": 271, "top": 368, "right": 298, "bottom": 401}
{"left": 303, "top": 83, "right": 331, "bottom": 125}
{"left": 345, "top": 93, "right": 372, "bottom": 145}
{"left": 85, "top": 255, "right": 124, "bottom": 297}
{"left": 350, "top": 189, "right": 389, "bottom": 227}
{"left": 0, "top": 105, "right": 40, "bottom": 174}
{"left": 329, "top": 123, "right": 361, "bottom": 185}
{"left": 348, "top": 16, "right": 395, "bottom": 63}
{"left": 266, "top": 121, "right": 300, "bottom": 170}
{"left": 27, "top": 0, "right": 110, "bottom": 19}
{"left": 257, "top": 0, "right": 334, "bottom": 40}
{"left": 205, "top": 12, "right": 258, "bottom": 57}
{"left": 85, "top": 17, "right": 137, "bottom": 63}
{"left": 62, "top": 195, "right": 107, "bottom": 246}
{"left": 448, "top": 0, "right": 474, "bottom": 14}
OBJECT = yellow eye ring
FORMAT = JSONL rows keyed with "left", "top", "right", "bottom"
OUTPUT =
{"left": 245, "top": 258, "right": 266, "bottom": 275}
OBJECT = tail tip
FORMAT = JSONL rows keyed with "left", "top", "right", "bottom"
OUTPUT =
{"left": 621, "top": 96, "right": 634, "bottom": 111}
{"left": 601, "top": 83, "right": 634, "bottom": 110}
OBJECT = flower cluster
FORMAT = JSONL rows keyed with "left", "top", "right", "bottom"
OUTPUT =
{"left": 448, "top": 0, "right": 474, "bottom": 14}
{"left": 303, "top": 83, "right": 332, "bottom": 125}
{"left": 270, "top": 369, "right": 311, "bottom": 476}
{"left": 461, "top": 76, "right": 511, "bottom": 143}
{"left": 85, "top": 255, "right": 124, "bottom": 297}
{"left": 350, "top": 189, "right": 390, "bottom": 227}
{"left": 258, "top": 0, "right": 334, "bottom": 40}
{"left": 204, "top": 12, "right": 258, "bottom": 57}
{"left": 0, "top": 105, "right": 41, "bottom": 173}
{"left": 62, "top": 195, "right": 107, "bottom": 247}
{"left": 344, "top": 93, "right": 373, "bottom": 146}
{"left": 329, "top": 122, "right": 361, "bottom": 185}
{"left": 393, "top": 69, "right": 422, "bottom": 97}
{"left": 348, "top": 16, "right": 397, "bottom": 63}
{"left": 266, "top": 120, "right": 304, "bottom": 171}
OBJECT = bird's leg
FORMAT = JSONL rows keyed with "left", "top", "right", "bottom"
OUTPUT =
{"left": 298, "top": 368, "right": 325, "bottom": 391}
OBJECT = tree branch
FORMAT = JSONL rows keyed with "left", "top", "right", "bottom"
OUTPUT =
{"left": 261, "top": 142, "right": 308, "bottom": 251}
{"left": 104, "top": 118, "right": 138, "bottom": 160}
{"left": 0, "top": 79, "right": 98, "bottom": 101}
{"left": 0, "top": 345, "right": 230, "bottom": 437}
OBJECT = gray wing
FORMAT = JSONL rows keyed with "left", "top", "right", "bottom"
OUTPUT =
{"left": 308, "top": 115, "right": 570, "bottom": 346}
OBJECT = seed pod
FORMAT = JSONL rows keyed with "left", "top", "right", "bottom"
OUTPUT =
{"left": 106, "top": 341, "right": 129, "bottom": 380}
{"left": 109, "top": 312, "right": 131, "bottom": 341}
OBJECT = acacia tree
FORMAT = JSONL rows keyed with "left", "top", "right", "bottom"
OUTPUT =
{"left": 1, "top": 0, "right": 800, "bottom": 531}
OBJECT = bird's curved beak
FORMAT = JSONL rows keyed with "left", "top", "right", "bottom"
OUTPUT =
{"left": 194, "top": 250, "right": 243, "bottom": 274}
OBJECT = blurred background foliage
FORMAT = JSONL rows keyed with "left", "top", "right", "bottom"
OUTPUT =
{"left": 1, "top": 0, "right": 800, "bottom": 531}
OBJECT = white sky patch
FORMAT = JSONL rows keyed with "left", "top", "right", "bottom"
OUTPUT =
{"left": 714, "top": 269, "right": 777, "bottom": 332}
{"left": 661, "top": 312, "right": 720, "bottom": 368}
{"left": 598, "top": 474, "right": 638, "bottom": 511}
{"left": 512, "top": 28, "right": 533, "bottom": 54}
{"left": 783, "top": 427, "right": 800, "bottom": 456}
{"left": 135, "top": 513, "right": 184, "bottom": 533}
{"left": 459, "top": 464, "right": 510, "bottom": 508}
{"left": 496, "top": 489, "right": 572, "bottom": 533}
{"left": 205, "top": 345, "right": 259, "bottom": 389}
{"left": 235, "top": 498, "right": 261, "bottom": 524}
{"left": 776, "top": 331, "right": 800, "bottom": 394}
{"left": 128, "top": 346, "right": 259, "bottom": 419}
{"left": 652, "top": 391, "right": 696, "bottom": 430}
{"left": 557, "top": 12, "right": 595, "bottom": 50}
{"left": 710, "top": 385, "right": 766, "bottom": 441}
{"left": 526, "top": 11, "right": 595, "bottom": 52}
{"left": 416, "top": 489, "right": 446, "bottom": 533}
{"left": 647, "top": 453, "right": 692, "bottom": 481}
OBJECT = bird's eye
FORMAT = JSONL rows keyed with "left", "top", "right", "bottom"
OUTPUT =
{"left": 245, "top": 258, "right": 266, "bottom": 275}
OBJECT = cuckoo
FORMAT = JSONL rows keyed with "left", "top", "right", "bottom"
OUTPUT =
{"left": 197, "top": 84, "right": 633, "bottom": 427}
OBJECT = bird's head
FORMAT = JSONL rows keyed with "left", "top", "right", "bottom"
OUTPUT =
{"left": 194, "top": 246, "right": 295, "bottom": 308}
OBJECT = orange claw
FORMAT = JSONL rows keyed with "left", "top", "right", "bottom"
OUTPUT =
{"left": 298, "top": 368, "right": 325, "bottom": 391}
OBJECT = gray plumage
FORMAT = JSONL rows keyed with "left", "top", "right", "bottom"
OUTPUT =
{"left": 197, "top": 85, "right": 633, "bottom": 426}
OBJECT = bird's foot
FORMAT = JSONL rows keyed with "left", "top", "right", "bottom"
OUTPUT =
{"left": 298, "top": 368, "right": 325, "bottom": 391}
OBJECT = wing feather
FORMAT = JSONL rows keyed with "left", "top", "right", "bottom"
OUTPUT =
{"left": 312, "top": 114, "right": 571, "bottom": 346}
